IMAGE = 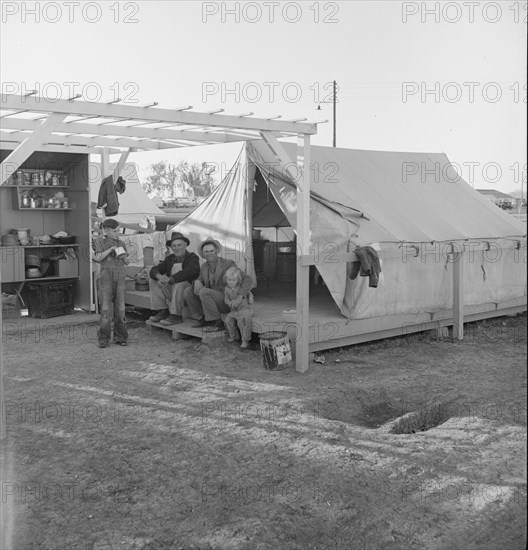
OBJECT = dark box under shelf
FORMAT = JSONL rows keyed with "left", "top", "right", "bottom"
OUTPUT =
{"left": 28, "top": 280, "right": 74, "bottom": 318}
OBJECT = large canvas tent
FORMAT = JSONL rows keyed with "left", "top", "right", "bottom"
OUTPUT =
{"left": 170, "top": 141, "right": 526, "bottom": 342}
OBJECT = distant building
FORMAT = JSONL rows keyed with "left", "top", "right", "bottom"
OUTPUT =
{"left": 476, "top": 189, "right": 516, "bottom": 209}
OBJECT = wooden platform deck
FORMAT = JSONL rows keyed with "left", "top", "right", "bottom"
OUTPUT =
{"left": 142, "top": 282, "right": 340, "bottom": 345}
{"left": 146, "top": 318, "right": 230, "bottom": 344}
{"left": 133, "top": 281, "right": 527, "bottom": 351}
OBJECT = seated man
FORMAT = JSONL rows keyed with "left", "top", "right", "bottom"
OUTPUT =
{"left": 184, "top": 237, "right": 253, "bottom": 331}
{"left": 149, "top": 232, "right": 200, "bottom": 325}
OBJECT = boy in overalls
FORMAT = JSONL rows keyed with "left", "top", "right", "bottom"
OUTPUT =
{"left": 92, "top": 219, "right": 129, "bottom": 347}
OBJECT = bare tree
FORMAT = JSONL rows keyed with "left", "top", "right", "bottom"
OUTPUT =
{"left": 143, "top": 160, "right": 216, "bottom": 199}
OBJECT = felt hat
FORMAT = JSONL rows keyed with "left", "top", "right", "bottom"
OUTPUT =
{"left": 199, "top": 237, "right": 222, "bottom": 258}
{"left": 166, "top": 231, "right": 190, "bottom": 247}
{"left": 102, "top": 218, "right": 120, "bottom": 229}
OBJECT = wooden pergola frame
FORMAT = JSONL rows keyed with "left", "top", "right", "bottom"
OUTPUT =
{"left": 0, "top": 93, "right": 331, "bottom": 374}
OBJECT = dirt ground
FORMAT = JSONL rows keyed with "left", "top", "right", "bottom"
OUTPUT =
{"left": 1, "top": 311, "right": 526, "bottom": 550}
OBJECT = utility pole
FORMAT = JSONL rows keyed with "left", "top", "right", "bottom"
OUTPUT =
{"left": 333, "top": 80, "right": 337, "bottom": 148}
{"left": 317, "top": 80, "right": 338, "bottom": 147}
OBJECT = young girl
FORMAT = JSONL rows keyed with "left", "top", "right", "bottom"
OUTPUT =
{"left": 223, "top": 266, "right": 253, "bottom": 349}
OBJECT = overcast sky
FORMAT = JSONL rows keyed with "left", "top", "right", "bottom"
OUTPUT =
{"left": 1, "top": 1, "right": 526, "bottom": 193}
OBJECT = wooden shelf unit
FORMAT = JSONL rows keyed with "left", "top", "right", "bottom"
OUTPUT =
{"left": 0, "top": 150, "right": 91, "bottom": 311}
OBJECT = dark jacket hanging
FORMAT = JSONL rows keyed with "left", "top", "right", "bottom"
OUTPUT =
{"left": 97, "top": 174, "right": 120, "bottom": 216}
{"left": 349, "top": 246, "right": 382, "bottom": 288}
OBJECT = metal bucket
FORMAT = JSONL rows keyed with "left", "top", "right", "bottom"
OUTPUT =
{"left": 135, "top": 279, "right": 150, "bottom": 291}
{"left": 25, "top": 254, "right": 41, "bottom": 267}
{"left": 259, "top": 331, "right": 292, "bottom": 370}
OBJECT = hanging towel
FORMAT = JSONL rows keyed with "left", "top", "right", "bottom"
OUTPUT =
{"left": 349, "top": 246, "right": 382, "bottom": 288}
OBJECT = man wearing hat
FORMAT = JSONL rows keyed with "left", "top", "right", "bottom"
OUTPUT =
{"left": 149, "top": 232, "right": 200, "bottom": 325}
{"left": 183, "top": 237, "right": 252, "bottom": 330}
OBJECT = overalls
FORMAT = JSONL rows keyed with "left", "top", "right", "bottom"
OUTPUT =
{"left": 95, "top": 237, "right": 128, "bottom": 344}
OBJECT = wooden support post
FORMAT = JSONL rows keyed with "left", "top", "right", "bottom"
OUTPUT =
{"left": 295, "top": 134, "right": 311, "bottom": 373}
{"left": 113, "top": 149, "right": 133, "bottom": 181}
{"left": 0, "top": 112, "right": 66, "bottom": 184}
{"left": 100, "top": 148, "right": 110, "bottom": 179}
{"left": 452, "top": 250, "right": 464, "bottom": 340}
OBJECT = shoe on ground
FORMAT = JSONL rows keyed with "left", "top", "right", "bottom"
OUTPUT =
{"left": 240, "top": 341, "right": 249, "bottom": 349}
{"left": 209, "top": 319, "right": 224, "bottom": 332}
{"left": 98, "top": 342, "right": 109, "bottom": 348}
{"left": 191, "top": 316, "right": 206, "bottom": 328}
{"left": 149, "top": 309, "right": 170, "bottom": 323}
{"left": 115, "top": 341, "right": 128, "bottom": 346}
{"left": 227, "top": 336, "right": 238, "bottom": 343}
{"left": 160, "top": 314, "right": 183, "bottom": 325}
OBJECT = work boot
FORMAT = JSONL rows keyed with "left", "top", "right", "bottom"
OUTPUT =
{"left": 160, "top": 314, "right": 183, "bottom": 325}
{"left": 149, "top": 309, "right": 170, "bottom": 323}
{"left": 191, "top": 316, "right": 207, "bottom": 328}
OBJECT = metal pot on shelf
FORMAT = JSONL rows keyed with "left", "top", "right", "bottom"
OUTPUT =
{"left": 15, "top": 228, "right": 30, "bottom": 241}
{"left": 25, "top": 254, "right": 41, "bottom": 268}
{"left": 1, "top": 234, "right": 19, "bottom": 246}
{"left": 26, "top": 267, "right": 42, "bottom": 279}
